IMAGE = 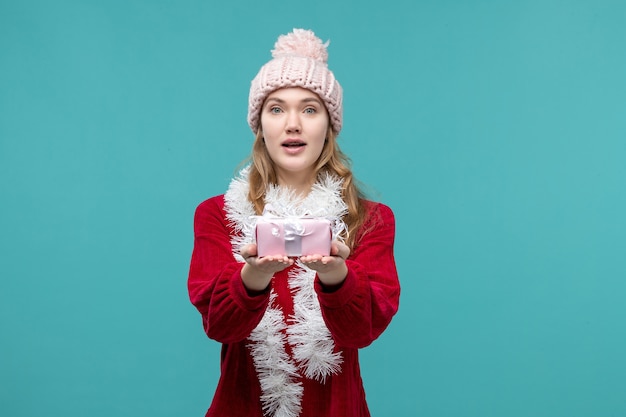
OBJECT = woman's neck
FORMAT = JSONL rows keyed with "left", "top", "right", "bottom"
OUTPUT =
{"left": 276, "top": 171, "right": 315, "bottom": 196}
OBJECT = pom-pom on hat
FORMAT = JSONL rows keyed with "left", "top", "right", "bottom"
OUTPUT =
{"left": 248, "top": 28, "right": 343, "bottom": 134}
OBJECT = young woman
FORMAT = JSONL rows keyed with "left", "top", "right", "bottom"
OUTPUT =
{"left": 188, "top": 28, "right": 400, "bottom": 417}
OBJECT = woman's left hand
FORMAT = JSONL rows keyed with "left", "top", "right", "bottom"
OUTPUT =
{"left": 300, "top": 240, "right": 350, "bottom": 286}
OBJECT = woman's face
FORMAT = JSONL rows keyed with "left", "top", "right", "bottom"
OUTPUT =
{"left": 260, "top": 87, "right": 329, "bottom": 187}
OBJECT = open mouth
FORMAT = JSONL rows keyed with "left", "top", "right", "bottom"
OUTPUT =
{"left": 282, "top": 140, "right": 306, "bottom": 148}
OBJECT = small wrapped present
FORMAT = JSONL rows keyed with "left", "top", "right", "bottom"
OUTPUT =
{"left": 255, "top": 217, "right": 332, "bottom": 257}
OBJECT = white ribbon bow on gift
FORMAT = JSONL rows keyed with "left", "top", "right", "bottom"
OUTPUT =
{"left": 280, "top": 218, "right": 314, "bottom": 256}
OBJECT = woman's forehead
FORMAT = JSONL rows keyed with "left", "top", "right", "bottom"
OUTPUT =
{"left": 266, "top": 87, "right": 322, "bottom": 102}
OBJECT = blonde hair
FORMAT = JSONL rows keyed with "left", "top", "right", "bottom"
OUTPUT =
{"left": 246, "top": 127, "right": 367, "bottom": 250}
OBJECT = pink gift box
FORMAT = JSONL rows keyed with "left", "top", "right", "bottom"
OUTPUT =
{"left": 255, "top": 217, "right": 332, "bottom": 257}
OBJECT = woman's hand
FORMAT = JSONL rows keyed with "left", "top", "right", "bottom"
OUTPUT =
{"left": 300, "top": 240, "right": 350, "bottom": 287}
{"left": 240, "top": 243, "right": 294, "bottom": 291}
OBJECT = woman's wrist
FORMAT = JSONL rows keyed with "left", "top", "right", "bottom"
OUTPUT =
{"left": 317, "top": 262, "right": 348, "bottom": 287}
{"left": 241, "top": 263, "right": 273, "bottom": 292}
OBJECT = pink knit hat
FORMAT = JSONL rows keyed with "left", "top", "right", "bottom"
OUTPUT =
{"left": 247, "top": 28, "right": 343, "bottom": 134}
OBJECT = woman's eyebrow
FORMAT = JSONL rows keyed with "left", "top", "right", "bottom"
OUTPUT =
{"left": 265, "top": 97, "right": 323, "bottom": 105}
{"left": 301, "top": 97, "right": 323, "bottom": 105}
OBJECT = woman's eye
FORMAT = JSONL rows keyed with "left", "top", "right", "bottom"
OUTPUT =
{"left": 269, "top": 107, "right": 282, "bottom": 114}
{"left": 304, "top": 107, "right": 316, "bottom": 114}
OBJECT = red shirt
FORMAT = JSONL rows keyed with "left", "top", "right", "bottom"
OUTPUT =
{"left": 188, "top": 195, "right": 400, "bottom": 417}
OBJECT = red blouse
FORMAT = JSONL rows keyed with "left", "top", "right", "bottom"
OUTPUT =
{"left": 188, "top": 195, "right": 400, "bottom": 417}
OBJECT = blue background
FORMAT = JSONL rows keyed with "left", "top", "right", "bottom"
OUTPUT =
{"left": 1, "top": 1, "right": 625, "bottom": 416}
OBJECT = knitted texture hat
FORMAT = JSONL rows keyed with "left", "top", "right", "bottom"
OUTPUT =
{"left": 247, "top": 28, "right": 343, "bottom": 134}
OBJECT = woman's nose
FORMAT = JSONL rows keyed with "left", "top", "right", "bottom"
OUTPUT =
{"left": 285, "top": 112, "right": 301, "bottom": 133}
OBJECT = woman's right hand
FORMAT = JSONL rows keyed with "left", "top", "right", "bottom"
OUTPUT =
{"left": 240, "top": 243, "right": 294, "bottom": 291}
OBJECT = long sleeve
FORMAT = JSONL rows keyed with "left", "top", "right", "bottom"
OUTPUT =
{"left": 188, "top": 195, "right": 270, "bottom": 344}
{"left": 315, "top": 202, "right": 400, "bottom": 349}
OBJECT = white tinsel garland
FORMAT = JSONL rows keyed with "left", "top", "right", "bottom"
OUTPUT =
{"left": 223, "top": 166, "right": 346, "bottom": 417}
